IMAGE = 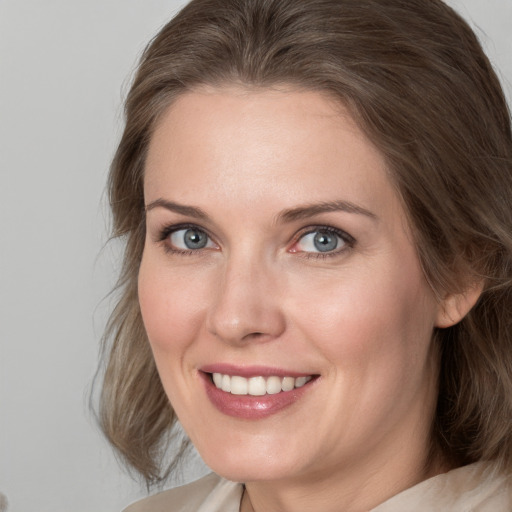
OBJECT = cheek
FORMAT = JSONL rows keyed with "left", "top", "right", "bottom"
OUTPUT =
{"left": 290, "top": 258, "right": 437, "bottom": 372}
{"left": 137, "top": 252, "right": 207, "bottom": 355}
{"left": 137, "top": 252, "right": 215, "bottom": 416}
{"left": 287, "top": 259, "right": 439, "bottom": 445}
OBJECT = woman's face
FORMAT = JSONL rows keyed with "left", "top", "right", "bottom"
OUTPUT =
{"left": 139, "top": 87, "right": 445, "bottom": 486}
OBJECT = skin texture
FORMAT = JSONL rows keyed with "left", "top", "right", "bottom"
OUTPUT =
{"left": 139, "top": 87, "right": 475, "bottom": 512}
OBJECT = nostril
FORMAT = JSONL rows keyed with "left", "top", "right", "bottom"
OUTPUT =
{"left": 242, "top": 331, "right": 265, "bottom": 341}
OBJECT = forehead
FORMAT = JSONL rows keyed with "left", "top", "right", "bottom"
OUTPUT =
{"left": 144, "top": 86, "right": 401, "bottom": 221}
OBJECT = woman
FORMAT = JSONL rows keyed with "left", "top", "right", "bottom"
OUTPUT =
{"left": 99, "top": 0, "right": 512, "bottom": 510}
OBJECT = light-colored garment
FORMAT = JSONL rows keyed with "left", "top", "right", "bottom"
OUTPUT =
{"left": 123, "top": 473, "right": 242, "bottom": 512}
{"left": 123, "top": 462, "right": 512, "bottom": 512}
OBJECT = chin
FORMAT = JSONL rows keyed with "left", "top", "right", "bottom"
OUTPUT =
{"left": 200, "top": 444, "right": 302, "bottom": 483}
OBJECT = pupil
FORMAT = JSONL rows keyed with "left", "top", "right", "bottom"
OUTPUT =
{"left": 313, "top": 231, "right": 338, "bottom": 252}
{"left": 184, "top": 229, "right": 207, "bottom": 249}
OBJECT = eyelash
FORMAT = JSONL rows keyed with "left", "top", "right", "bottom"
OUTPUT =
{"left": 156, "top": 223, "right": 215, "bottom": 256}
{"left": 292, "top": 226, "right": 355, "bottom": 260}
{"left": 155, "top": 223, "right": 355, "bottom": 259}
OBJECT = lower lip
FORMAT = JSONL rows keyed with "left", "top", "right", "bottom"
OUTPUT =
{"left": 201, "top": 372, "right": 316, "bottom": 420}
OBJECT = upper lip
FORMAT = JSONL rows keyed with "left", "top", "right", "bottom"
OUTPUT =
{"left": 200, "top": 363, "right": 315, "bottom": 378}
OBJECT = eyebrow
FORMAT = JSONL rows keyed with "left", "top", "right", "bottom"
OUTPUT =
{"left": 145, "top": 198, "right": 377, "bottom": 223}
{"left": 145, "top": 198, "right": 208, "bottom": 219}
{"left": 276, "top": 200, "right": 377, "bottom": 223}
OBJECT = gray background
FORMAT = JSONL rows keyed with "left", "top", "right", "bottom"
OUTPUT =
{"left": 0, "top": 1, "right": 510, "bottom": 511}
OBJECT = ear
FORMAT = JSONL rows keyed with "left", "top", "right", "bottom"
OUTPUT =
{"left": 435, "top": 280, "right": 485, "bottom": 328}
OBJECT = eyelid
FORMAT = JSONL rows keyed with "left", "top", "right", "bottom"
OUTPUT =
{"left": 156, "top": 222, "right": 205, "bottom": 240}
{"left": 289, "top": 225, "right": 355, "bottom": 255}
{"left": 152, "top": 222, "right": 354, "bottom": 257}
{"left": 155, "top": 222, "right": 219, "bottom": 253}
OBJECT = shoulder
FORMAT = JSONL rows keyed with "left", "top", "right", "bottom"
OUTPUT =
{"left": 373, "top": 462, "right": 512, "bottom": 512}
{"left": 122, "top": 473, "right": 243, "bottom": 512}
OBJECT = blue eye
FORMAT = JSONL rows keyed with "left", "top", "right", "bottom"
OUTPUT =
{"left": 294, "top": 228, "right": 350, "bottom": 254}
{"left": 168, "top": 228, "right": 215, "bottom": 251}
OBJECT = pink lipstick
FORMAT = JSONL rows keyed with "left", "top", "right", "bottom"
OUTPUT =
{"left": 199, "top": 365, "right": 318, "bottom": 420}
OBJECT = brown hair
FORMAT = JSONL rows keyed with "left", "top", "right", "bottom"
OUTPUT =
{"left": 98, "top": 0, "right": 512, "bottom": 485}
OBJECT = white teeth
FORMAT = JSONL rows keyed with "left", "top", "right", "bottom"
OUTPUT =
{"left": 230, "top": 376, "right": 248, "bottom": 395}
{"left": 221, "top": 374, "right": 231, "bottom": 392}
{"left": 212, "top": 372, "right": 223, "bottom": 388}
{"left": 281, "top": 376, "right": 295, "bottom": 392}
{"left": 295, "top": 376, "right": 308, "bottom": 388}
{"left": 248, "top": 376, "right": 266, "bottom": 396}
{"left": 211, "top": 373, "right": 313, "bottom": 396}
{"left": 266, "top": 376, "right": 282, "bottom": 394}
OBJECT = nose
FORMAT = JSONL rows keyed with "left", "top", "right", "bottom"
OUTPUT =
{"left": 206, "top": 254, "right": 286, "bottom": 345}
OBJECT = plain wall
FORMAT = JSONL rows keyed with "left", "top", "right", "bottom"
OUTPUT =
{"left": 0, "top": 1, "right": 510, "bottom": 511}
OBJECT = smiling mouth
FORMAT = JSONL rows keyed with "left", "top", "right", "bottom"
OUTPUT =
{"left": 211, "top": 373, "right": 314, "bottom": 396}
